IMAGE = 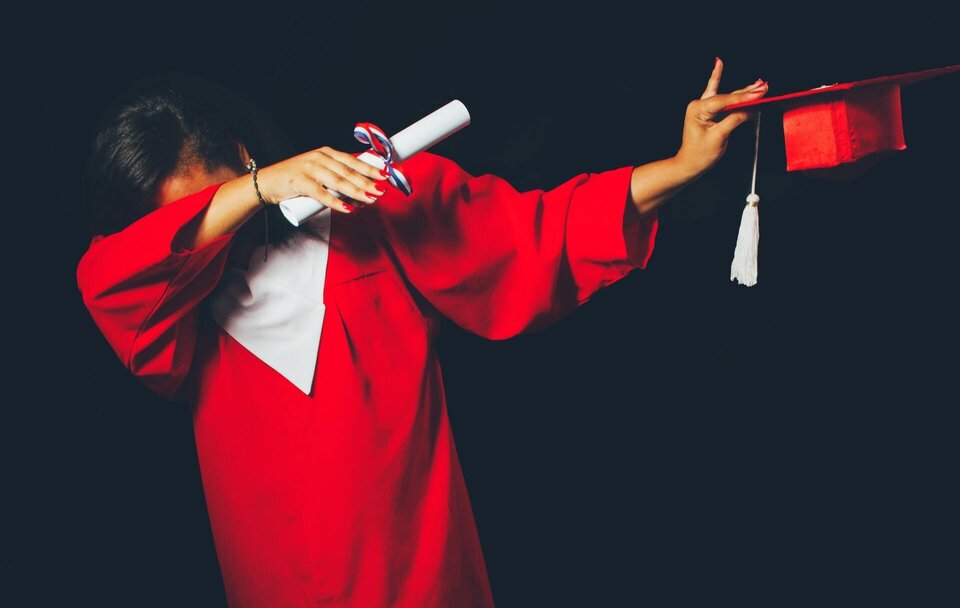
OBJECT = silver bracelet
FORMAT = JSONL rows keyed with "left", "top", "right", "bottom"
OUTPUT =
{"left": 246, "top": 158, "right": 269, "bottom": 262}
{"left": 245, "top": 158, "right": 269, "bottom": 206}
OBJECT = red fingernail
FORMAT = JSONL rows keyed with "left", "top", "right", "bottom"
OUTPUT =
{"left": 379, "top": 167, "right": 389, "bottom": 176}
{"left": 374, "top": 183, "right": 387, "bottom": 193}
{"left": 714, "top": 56, "right": 720, "bottom": 68}
{"left": 342, "top": 202, "right": 355, "bottom": 212}
{"left": 366, "top": 193, "right": 379, "bottom": 201}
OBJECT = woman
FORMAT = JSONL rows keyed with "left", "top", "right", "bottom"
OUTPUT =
{"left": 77, "top": 62, "right": 767, "bottom": 607}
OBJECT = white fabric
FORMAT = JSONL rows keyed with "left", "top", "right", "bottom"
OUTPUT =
{"left": 209, "top": 208, "right": 332, "bottom": 395}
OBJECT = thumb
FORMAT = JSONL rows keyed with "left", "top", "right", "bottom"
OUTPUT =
{"left": 714, "top": 110, "right": 754, "bottom": 137}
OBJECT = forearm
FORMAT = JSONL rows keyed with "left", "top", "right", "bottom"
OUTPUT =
{"left": 172, "top": 174, "right": 264, "bottom": 251}
{"left": 629, "top": 155, "right": 701, "bottom": 217}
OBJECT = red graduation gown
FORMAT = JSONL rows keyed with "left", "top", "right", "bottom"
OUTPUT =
{"left": 76, "top": 151, "right": 658, "bottom": 607}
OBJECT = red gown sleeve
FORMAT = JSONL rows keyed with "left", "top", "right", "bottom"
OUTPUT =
{"left": 76, "top": 182, "right": 235, "bottom": 401}
{"left": 376, "top": 152, "right": 659, "bottom": 339}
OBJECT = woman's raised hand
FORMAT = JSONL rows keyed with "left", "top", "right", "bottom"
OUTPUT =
{"left": 256, "top": 146, "right": 390, "bottom": 214}
{"left": 675, "top": 58, "right": 769, "bottom": 177}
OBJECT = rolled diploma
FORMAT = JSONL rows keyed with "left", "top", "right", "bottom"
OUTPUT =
{"left": 279, "top": 99, "right": 471, "bottom": 226}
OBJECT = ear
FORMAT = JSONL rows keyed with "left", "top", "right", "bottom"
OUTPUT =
{"left": 235, "top": 141, "right": 252, "bottom": 167}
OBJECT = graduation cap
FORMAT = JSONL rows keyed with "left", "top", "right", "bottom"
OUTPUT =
{"left": 722, "top": 64, "right": 960, "bottom": 286}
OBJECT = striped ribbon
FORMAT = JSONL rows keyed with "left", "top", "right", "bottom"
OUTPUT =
{"left": 353, "top": 122, "right": 412, "bottom": 195}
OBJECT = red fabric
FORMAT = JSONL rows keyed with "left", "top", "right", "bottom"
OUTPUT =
{"left": 782, "top": 85, "right": 906, "bottom": 171}
{"left": 77, "top": 151, "right": 658, "bottom": 607}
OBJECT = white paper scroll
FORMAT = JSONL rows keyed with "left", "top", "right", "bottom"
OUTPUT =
{"left": 279, "top": 99, "right": 471, "bottom": 226}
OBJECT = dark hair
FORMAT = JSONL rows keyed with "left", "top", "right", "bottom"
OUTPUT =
{"left": 82, "top": 72, "right": 295, "bottom": 240}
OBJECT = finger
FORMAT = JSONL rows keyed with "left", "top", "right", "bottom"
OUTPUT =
{"left": 731, "top": 79, "right": 765, "bottom": 94}
{"left": 318, "top": 146, "right": 388, "bottom": 182}
{"left": 304, "top": 179, "right": 359, "bottom": 214}
{"left": 714, "top": 110, "right": 753, "bottom": 137}
{"left": 700, "top": 56, "right": 722, "bottom": 99}
{"left": 315, "top": 151, "right": 386, "bottom": 202}
{"left": 318, "top": 148, "right": 387, "bottom": 196}
{"left": 312, "top": 165, "right": 383, "bottom": 205}
{"left": 700, "top": 84, "right": 769, "bottom": 116}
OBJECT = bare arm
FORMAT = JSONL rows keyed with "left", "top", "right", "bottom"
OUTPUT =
{"left": 173, "top": 146, "right": 389, "bottom": 251}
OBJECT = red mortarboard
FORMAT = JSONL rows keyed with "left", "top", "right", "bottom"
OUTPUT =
{"left": 725, "top": 64, "right": 960, "bottom": 286}
{"left": 725, "top": 64, "right": 960, "bottom": 174}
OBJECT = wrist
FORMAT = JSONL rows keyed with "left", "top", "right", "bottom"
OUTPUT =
{"left": 216, "top": 174, "right": 270, "bottom": 216}
{"left": 670, "top": 151, "right": 707, "bottom": 182}
{"left": 245, "top": 159, "right": 275, "bottom": 206}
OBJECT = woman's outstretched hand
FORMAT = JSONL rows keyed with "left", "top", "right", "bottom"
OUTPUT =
{"left": 675, "top": 58, "right": 768, "bottom": 176}
{"left": 257, "top": 146, "right": 389, "bottom": 214}
{"left": 628, "top": 58, "right": 768, "bottom": 216}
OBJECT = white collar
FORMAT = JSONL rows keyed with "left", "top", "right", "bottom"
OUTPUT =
{"left": 208, "top": 208, "right": 332, "bottom": 395}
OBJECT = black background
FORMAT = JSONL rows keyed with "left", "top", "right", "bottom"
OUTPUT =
{"left": 6, "top": 3, "right": 958, "bottom": 606}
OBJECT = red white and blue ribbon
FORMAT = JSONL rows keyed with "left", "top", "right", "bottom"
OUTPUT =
{"left": 353, "top": 122, "right": 412, "bottom": 195}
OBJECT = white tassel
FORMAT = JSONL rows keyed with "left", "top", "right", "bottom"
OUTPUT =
{"left": 731, "top": 111, "right": 762, "bottom": 287}
{"left": 730, "top": 195, "right": 760, "bottom": 286}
